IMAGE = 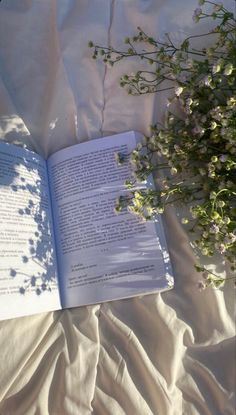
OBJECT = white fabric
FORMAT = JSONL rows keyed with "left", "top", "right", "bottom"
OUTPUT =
{"left": 0, "top": 1, "right": 235, "bottom": 414}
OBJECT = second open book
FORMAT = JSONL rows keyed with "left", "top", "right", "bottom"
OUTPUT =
{"left": 0, "top": 131, "right": 173, "bottom": 320}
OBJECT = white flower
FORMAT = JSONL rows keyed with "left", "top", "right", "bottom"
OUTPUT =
{"left": 186, "top": 98, "right": 193, "bottom": 106}
{"left": 224, "top": 63, "right": 233, "bottom": 76}
{"left": 208, "top": 170, "right": 215, "bottom": 178}
{"left": 202, "top": 247, "right": 209, "bottom": 256}
{"left": 175, "top": 86, "right": 184, "bottom": 96}
{"left": 174, "top": 144, "right": 181, "bottom": 153}
{"left": 212, "top": 64, "right": 221, "bottom": 74}
{"left": 217, "top": 200, "right": 225, "bottom": 208}
{"left": 197, "top": 280, "right": 206, "bottom": 291}
{"left": 210, "top": 107, "right": 222, "bottom": 121}
{"left": 210, "top": 121, "right": 217, "bottom": 130}
{"left": 170, "top": 167, "right": 178, "bottom": 175}
{"left": 161, "top": 148, "right": 168, "bottom": 156}
{"left": 213, "top": 3, "right": 223, "bottom": 12}
{"left": 210, "top": 224, "right": 219, "bottom": 234}
{"left": 227, "top": 97, "right": 236, "bottom": 107}
{"left": 219, "top": 154, "right": 228, "bottom": 162}
{"left": 185, "top": 106, "right": 192, "bottom": 115}
{"left": 192, "top": 125, "right": 205, "bottom": 136}
{"left": 193, "top": 8, "right": 202, "bottom": 22}
{"left": 149, "top": 135, "right": 157, "bottom": 145}
{"left": 191, "top": 210, "right": 198, "bottom": 219}
{"left": 206, "top": 47, "right": 214, "bottom": 57}
{"left": 210, "top": 191, "right": 217, "bottom": 199}
{"left": 227, "top": 233, "right": 236, "bottom": 243}
{"left": 204, "top": 75, "right": 213, "bottom": 87}
{"left": 215, "top": 243, "right": 226, "bottom": 254}
{"left": 211, "top": 155, "right": 218, "bottom": 163}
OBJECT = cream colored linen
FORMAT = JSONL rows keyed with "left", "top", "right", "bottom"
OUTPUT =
{"left": 0, "top": 1, "right": 235, "bottom": 414}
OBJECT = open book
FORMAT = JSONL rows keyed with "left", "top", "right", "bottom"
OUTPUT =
{"left": 0, "top": 131, "right": 173, "bottom": 320}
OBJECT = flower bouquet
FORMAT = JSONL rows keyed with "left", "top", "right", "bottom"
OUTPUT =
{"left": 90, "top": 1, "right": 236, "bottom": 289}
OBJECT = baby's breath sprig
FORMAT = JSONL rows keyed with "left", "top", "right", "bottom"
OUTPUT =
{"left": 195, "top": 264, "right": 236, "bottom": 290}
{"left": 90, "top": 1, "right": 236, "bottom": 289}
{"left": 89, "top": 1, "right": 235, "bottom": 96}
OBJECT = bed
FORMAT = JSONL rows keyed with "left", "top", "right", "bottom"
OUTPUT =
{"left": 0, "top": 1, "right": 235, "bottom": 414}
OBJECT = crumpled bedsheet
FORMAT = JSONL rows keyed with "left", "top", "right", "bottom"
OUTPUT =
{"left": 0, "top": 1, "right": 235, "bottom": 414}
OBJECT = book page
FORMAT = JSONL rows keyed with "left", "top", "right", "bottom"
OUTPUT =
{"left": 0, "top": 142, "right": 61, "bottom": 320}
{"left": 48, "top": 132, "right": 173, "bottom": 308}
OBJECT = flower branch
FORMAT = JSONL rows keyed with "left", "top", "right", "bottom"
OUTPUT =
{"left": 90, "top": 0, "right": 236, "bottom": 289}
